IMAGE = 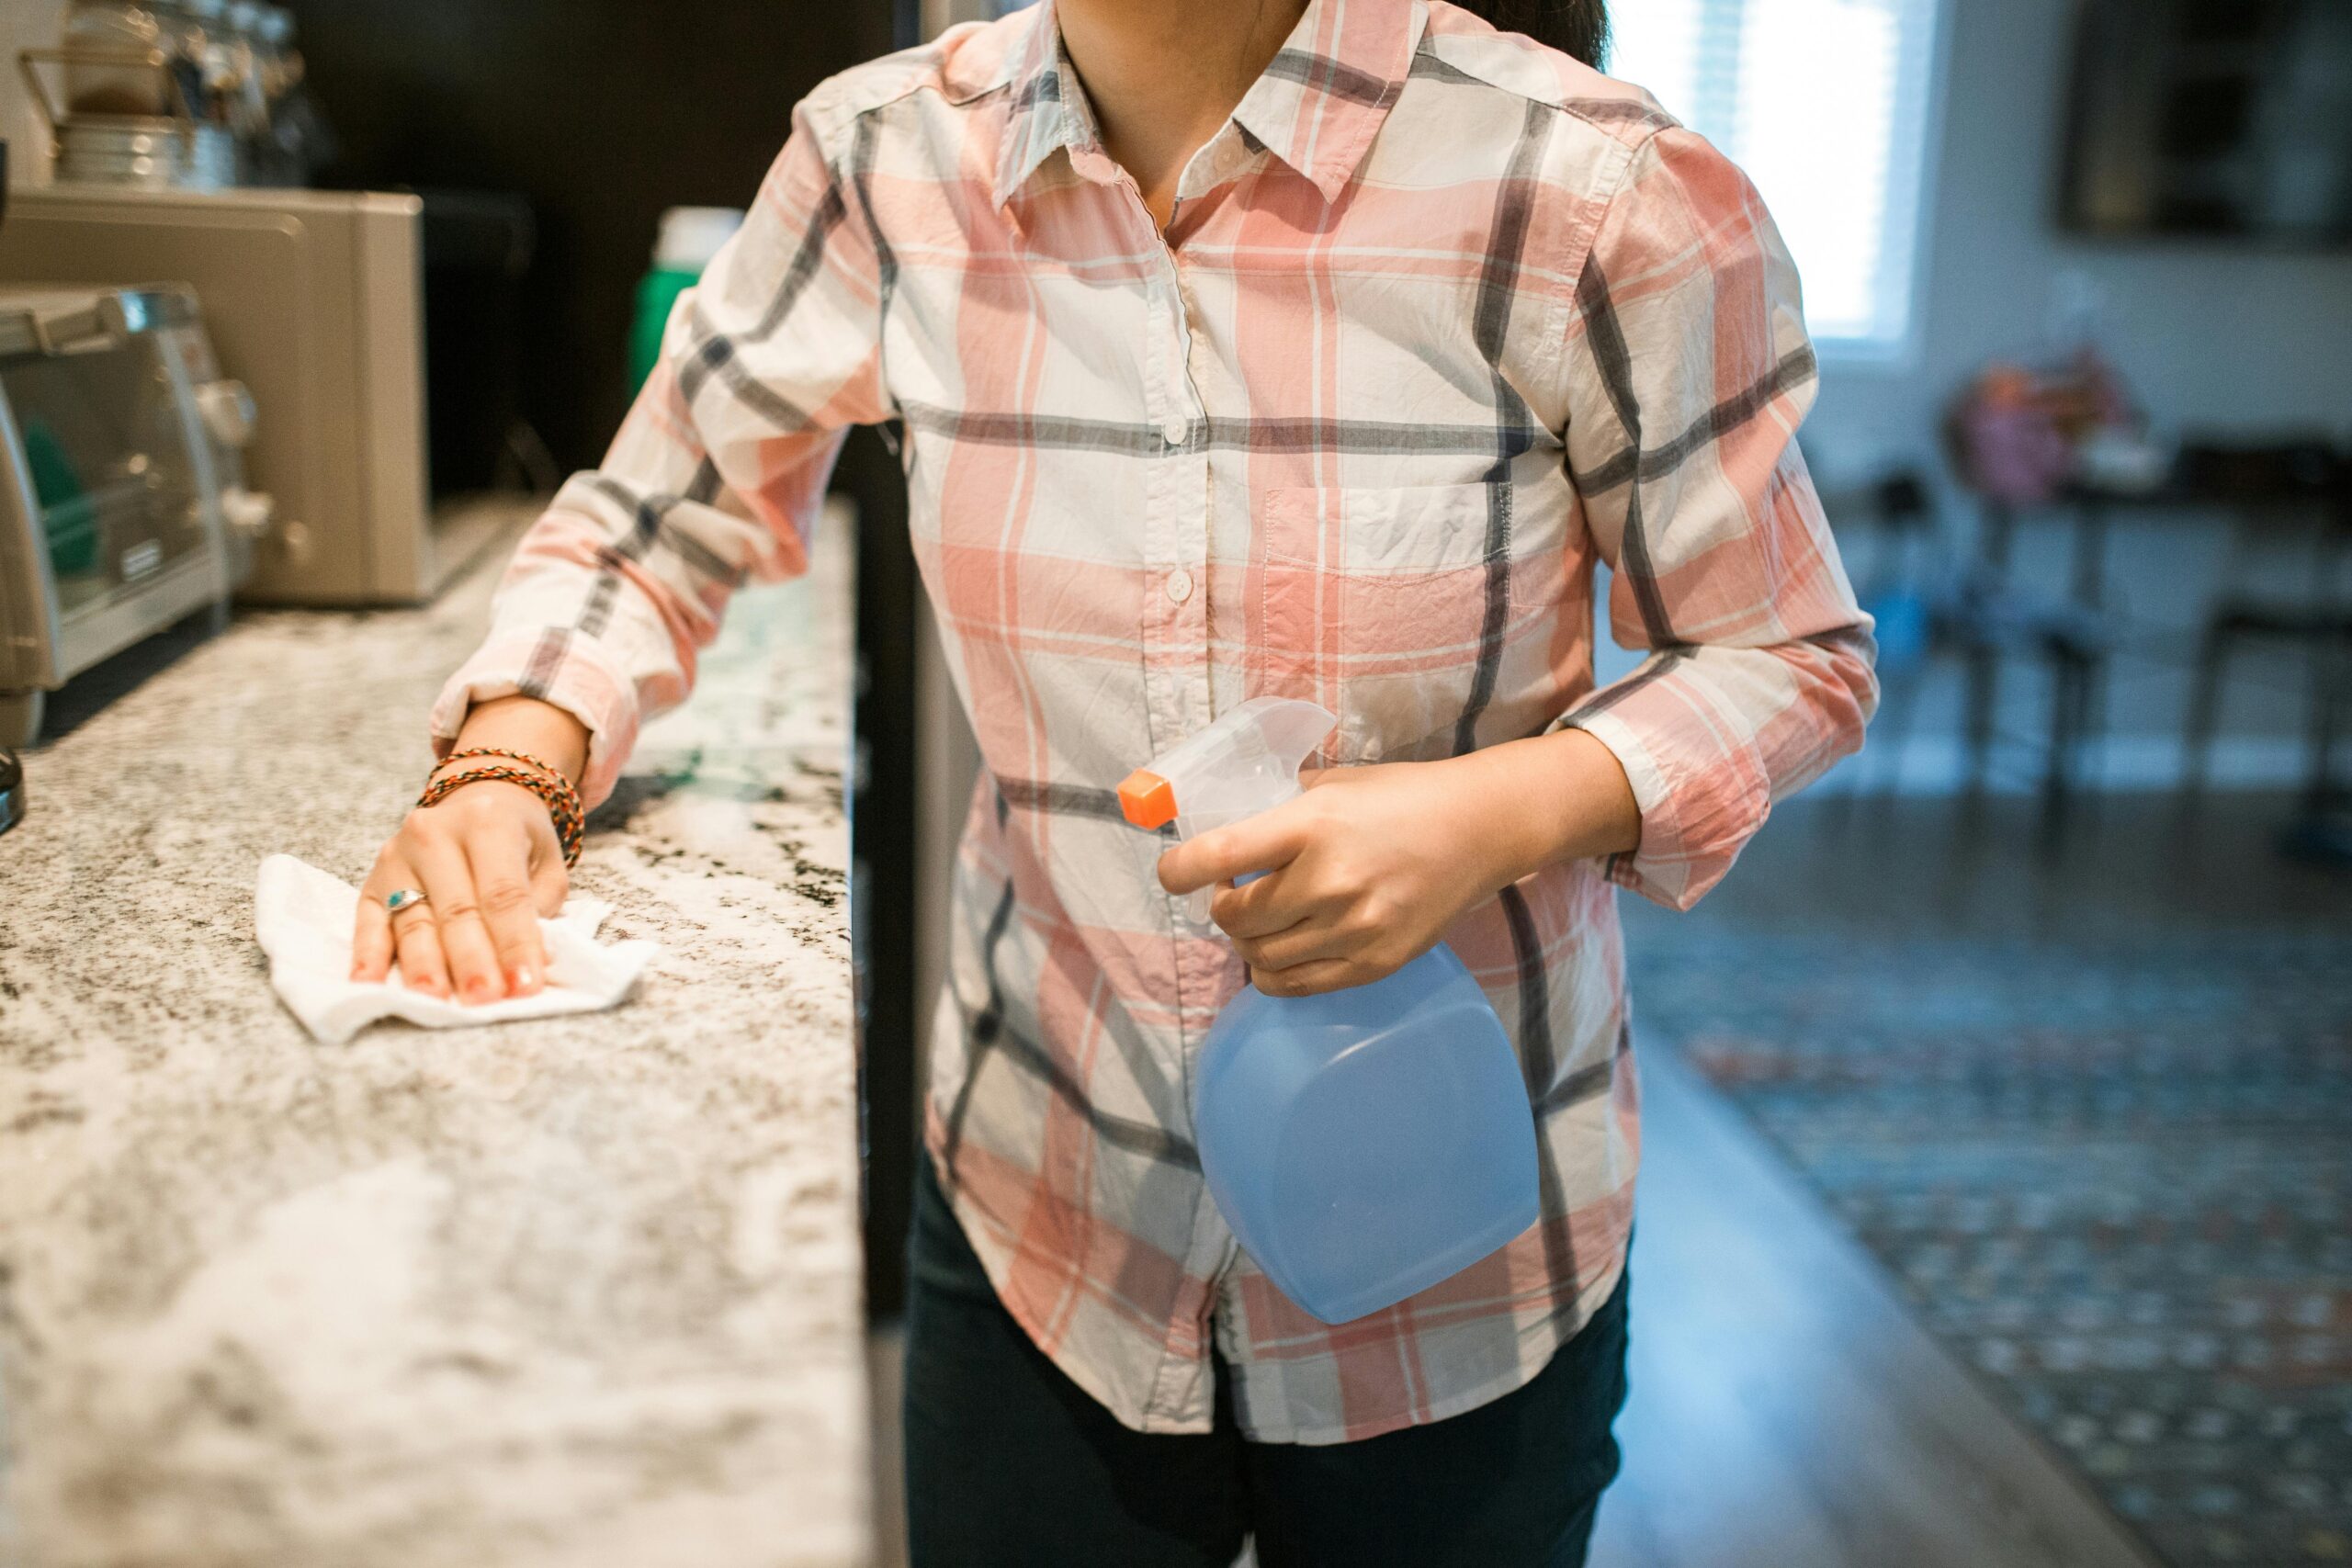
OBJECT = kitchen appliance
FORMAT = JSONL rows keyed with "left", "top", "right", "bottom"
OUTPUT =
{"left": 1, "top": 140, "right": 17, "bottom": 831}
{"left": 0, "top": 282, "right": 265, "bottom": 748}
{"left": 0, "top": 183, "right": 530, "bottom": 604}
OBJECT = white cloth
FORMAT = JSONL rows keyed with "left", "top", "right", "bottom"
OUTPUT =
{"left": 254, "top": 854, "right": 660, "bottom": 1045}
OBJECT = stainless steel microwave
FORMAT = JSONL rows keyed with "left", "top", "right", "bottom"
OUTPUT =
{"left": 0, "top": 185, "right": 516, "bottom": 604}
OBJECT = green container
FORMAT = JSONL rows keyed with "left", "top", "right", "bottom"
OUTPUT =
{"left": 628, "top": 265, "right": 700, "bottom": 396}
{"left": 628, "top": 207, "right": 743, "bottom": 397}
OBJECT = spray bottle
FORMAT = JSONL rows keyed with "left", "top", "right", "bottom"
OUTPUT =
{"left": 1119, "top": 698, "right": 1541, "bottom": 1324}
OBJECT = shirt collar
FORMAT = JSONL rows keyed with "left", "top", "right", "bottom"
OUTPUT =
{"left": 1229, "top": 0, "right": 1423, "bottom": 200}
{"left": 989, "top": 2, "right": 1100, "bottom": 209}
{"left": 991, "top": 0, "right": 1422, "bottom": 210}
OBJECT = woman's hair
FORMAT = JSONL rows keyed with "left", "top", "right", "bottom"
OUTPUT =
{"left": 1451, "top": 0, "right": 1611, "bottom": 68}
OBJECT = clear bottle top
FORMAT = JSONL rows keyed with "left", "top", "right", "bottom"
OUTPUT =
{"left": 1119, "top": 698, "right": 1336, "bottom": 922}
{"left": 1118, "top": 697, "right": 1335, "bottom": 838}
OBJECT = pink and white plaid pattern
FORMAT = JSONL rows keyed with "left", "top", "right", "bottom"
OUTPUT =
{"left": 433, "top": 0, "right": 1875, "bottom": 1444}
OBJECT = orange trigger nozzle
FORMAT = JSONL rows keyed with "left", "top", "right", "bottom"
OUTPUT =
{"left": 1117, "top": 768, "right": 1178, "bottom": 829}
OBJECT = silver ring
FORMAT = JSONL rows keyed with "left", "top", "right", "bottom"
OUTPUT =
{"left": 382, "top": 888, "right": 430, "bottom": 916}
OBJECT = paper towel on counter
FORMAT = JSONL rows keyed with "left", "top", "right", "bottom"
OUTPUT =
{"left": 254, "top": 853, "right": 660, "bottom": 1045}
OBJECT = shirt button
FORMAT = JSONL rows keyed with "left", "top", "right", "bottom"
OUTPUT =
{"left": 1161, "top": 412, "right": 1188, "bottom": 446}
{"left": 1164, "top": 568, "right": 1194, "bottom": 604}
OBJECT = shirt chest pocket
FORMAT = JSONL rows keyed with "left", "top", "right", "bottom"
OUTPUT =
{"left": 1258, "top": 482, "right": 1508, "bottom": 763}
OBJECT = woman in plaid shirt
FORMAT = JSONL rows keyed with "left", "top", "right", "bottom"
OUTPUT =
{"left": 354, "top": 0, "right": 1876, "bottom": 1560}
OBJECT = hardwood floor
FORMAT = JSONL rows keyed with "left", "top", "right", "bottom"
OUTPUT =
{"left": 869, "top": 1327, "right": 908, "bottom": 1567}
{"left": 1583, "top": 1040, "right": 2156, "bottom": 1568}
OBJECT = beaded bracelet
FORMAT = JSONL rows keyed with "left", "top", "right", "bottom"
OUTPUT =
{"left": 416, "top": 764, "right": 586, "bottom": 867}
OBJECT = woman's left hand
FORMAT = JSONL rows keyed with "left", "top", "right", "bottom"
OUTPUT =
{"left": 1155, "top": 732, "right": 1639, "bottom": 998}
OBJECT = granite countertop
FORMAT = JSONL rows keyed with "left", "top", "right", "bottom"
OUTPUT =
{"left": 0, "top": 506, "right": 870, "bottom": 1568}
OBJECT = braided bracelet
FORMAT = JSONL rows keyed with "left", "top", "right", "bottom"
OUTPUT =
{"left": 427, "top": 748, "right": 585, "bottom": 855}
{"left": 417, "top": 766, "right": 583, "bottom": 865}
{"left": 440, "top": 745, "right": 576, "bottom": 784}
{"left": 416, "top": 764, "right": 586, "bottom": 866}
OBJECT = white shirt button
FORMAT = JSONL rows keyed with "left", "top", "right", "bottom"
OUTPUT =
{"left": 1164, "top": 568, "right": 1194, "bottom": 605}
{"left": 1161, "top": 412, "right": 1188, "bottom": 446}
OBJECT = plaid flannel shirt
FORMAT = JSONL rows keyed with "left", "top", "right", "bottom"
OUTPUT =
{"left": 432, "top": 0, "right": 1876, "bottom": 1444}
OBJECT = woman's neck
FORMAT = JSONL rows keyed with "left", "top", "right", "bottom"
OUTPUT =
{"left": 1057, "top": 0, "right": 1307, "bottom": 230}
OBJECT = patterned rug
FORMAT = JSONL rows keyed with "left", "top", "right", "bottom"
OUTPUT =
{"left": 1623, "top": 919, "right": 2352, "bottom": 1568}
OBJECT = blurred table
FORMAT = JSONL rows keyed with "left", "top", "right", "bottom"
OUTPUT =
{"left": 1962, "top": 445, "right": 2350, "bottom": 840}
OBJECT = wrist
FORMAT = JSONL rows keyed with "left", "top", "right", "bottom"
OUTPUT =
{"left": 1450, "top": 729, "right": 1642, "bottom": 888}
{"left": 447, "top": 694, "right": 591, "bottom": 788}
{"left": 1430, "top": 748, "right": 1555, "bottom": 895}
{"left": 417, "top": 756, "right": 586, "bottom": 866}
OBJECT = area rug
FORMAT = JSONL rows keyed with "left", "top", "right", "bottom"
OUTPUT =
{"left": 1624, "top": 920, "right": 2352, "bottom": 1568}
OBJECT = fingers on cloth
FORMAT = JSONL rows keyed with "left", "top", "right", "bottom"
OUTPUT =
{"left": 372, "top": 855, "right": 455, "bottom": 999}
{"left": 462, "top": 825, "right": 552, "bottom": 991}
{"left": 351, "top": 869, "right": 399, "bottom": 982}
{"left": 402, "top": 831, "right": 507, "bottom": 1002}
{"left": 358, "top": 851, "right": 451, "bottom": 995}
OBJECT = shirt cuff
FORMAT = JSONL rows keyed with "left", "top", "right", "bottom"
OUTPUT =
{"left": 427, "top": 627, "right": 643, "bottom": 812}
{"left": 1564, "top": 662, "right": 1773, "bottom": 913}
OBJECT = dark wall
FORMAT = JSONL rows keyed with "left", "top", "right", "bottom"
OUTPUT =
{"left": 296, "top": 0, "right": 899, "bottom": 469}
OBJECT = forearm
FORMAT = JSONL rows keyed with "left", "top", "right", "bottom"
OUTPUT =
{"left": 1173, "top": 728, "right": 1644, "bottom": 998}
{"left": 1449, "top": 728, "right": 1641, "bottom": 891}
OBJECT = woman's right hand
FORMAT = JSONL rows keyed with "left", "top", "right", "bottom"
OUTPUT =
{"left": 350, "top": 697, "right": 590, "bottom": 1003}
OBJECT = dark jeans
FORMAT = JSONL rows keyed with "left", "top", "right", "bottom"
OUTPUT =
{"left": 902, "top": 1154, "right": 1630, "bottom": 1568}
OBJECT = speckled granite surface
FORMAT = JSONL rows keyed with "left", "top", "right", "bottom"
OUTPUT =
{"left": 0, "top": 508, "right": 869, "bottom": 1568}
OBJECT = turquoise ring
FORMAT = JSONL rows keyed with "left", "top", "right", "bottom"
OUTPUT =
{"left": 382, "top": 888, "right": 430, "bottom": 916}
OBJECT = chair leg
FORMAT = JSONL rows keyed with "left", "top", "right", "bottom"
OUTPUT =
{"left": 2081, "top": 643, "right": 2109, "bottom": 828}
{"left": 2182, "top": 626, "right": 2235, "bottom": 800}
{"left": 1964, "top": 642, "right": 1999, "bottom": 797}
{"left": 2041, "top": 650, "right": 2086, "bottom": 851}
{"left": 2305, "top": 632, "right": 2352, "bottom": 815}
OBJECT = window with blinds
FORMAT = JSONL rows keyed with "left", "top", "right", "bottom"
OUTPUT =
{"left": 1609, "top": 0, "right": 1948, "bottom": 353}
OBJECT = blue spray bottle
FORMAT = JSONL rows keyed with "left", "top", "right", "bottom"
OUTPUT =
{"left": 1119, "top": 698, "right": 1541, "bottom": 1324}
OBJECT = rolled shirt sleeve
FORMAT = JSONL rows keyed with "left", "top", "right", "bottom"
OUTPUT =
{"left": 1555, "top": 126, "right": 1879, "bottom": 910}
{"left": 429, "top": 93, "right": 889, "bottom": 808}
